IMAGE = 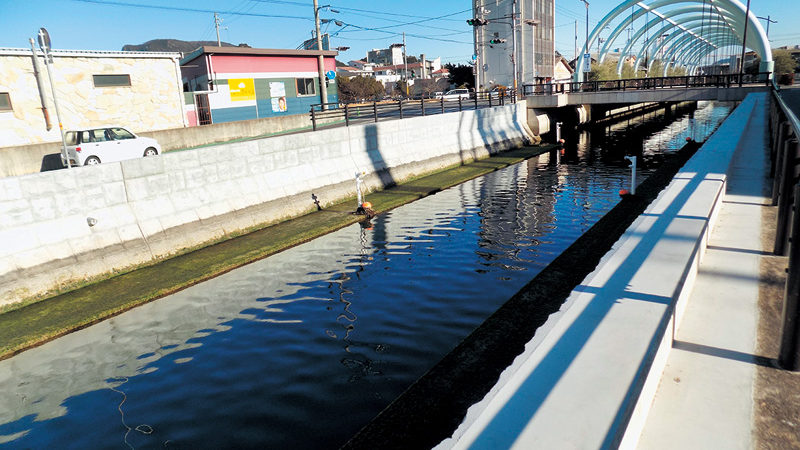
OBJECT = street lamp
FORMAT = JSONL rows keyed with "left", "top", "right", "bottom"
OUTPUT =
{"left": 313, "top": 1, "right": 338, "bottom": 109}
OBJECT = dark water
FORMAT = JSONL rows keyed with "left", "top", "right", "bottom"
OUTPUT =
{"left": 0, "top": 102, "right": 733, "bottom": 449}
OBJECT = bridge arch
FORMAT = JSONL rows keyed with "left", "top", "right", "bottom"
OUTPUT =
{"left": 574, "top": 0, "right": 773, "bottom": 82}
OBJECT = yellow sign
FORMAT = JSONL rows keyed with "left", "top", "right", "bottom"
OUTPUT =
{"left": 228, "top": 78, "right": 255, "bottom": 101}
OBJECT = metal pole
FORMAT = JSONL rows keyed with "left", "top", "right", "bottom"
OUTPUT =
{"left": 512, "top": 0, "right": 519, "bottom": 92}
{"left": 313, "top": 0, "right": 328, "bottom": 110}
{"left": 738, "top": 0, "right": 751, "bottom": 87}
{"left": 38, "top": 30, "right": 70, "bottom": 169}
{"left": 779, "top": 184, "right": 800, "bottom": 370}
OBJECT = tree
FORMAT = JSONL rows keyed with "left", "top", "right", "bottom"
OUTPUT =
{"left": 587, "top": 59, "right": 619, "bottom": 81}
{"left": 336, "top": 76, "right": 385, "bottom": 103}
{"left": 773, "top": 49, "right": 797, "bottom": 75}
{"left": 444, "top": 63, "right": 475, "bottom": 89}
{"left": 406, "top": 55, "right": 419, "bottom": 64}
{"left": 412, "top": 79, "right": 444, "bottom": 97}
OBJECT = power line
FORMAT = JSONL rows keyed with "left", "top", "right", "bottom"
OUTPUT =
{"left": 253, "top": 0, "right": 469, "bottom": 23}
{"left": 71, "top": 0, "right": 312, "bottom": 20}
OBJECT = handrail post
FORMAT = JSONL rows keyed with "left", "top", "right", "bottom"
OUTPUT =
{"left": 489, "top": 92, "right": 493, "bottom": 108}
{"left": 778, "top": 183, "right": 800, "bottom": 370}
{"left": 373, "top": 101, "right": 378, "bottom": 123}
{"left": 398, "top": 100, "right": 403, "bottom": 119}
{"left": 421, "top": 97, "right": 425, "bottom": 116}
{"left": 474, "top": 91, "right": 478, "bottom": 110}
{"left": 311, "top": 106, "right": 317, "bottom": 131}
{"left": 441, "top": 97, "right": 445, "bottom": 114}
{"left": 773, "top": 121, "right": 790, "bottom": 182}
{"left": 458, "top": 96, "right": 463, "bottom": 112}
{"left": 773, "top": 123, "right": 791, "bottom": 205}
{"left": 775, "top": 138, "right": 799, "bottom": 255}
{"left": 344, "top": 104, "right": 350, "bottom": 127}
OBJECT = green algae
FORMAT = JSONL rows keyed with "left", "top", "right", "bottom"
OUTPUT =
{"left": 0, "top": 144, "right": 555, "bottom": 360}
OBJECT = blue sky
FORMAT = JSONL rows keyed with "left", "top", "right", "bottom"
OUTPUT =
{"left": 1, "top": 0, "right": 797, "bottom": 64}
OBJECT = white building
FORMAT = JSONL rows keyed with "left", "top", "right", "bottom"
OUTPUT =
{"left": 0, "top": 48, "right": 185, "bottom": 147}
{"left": 366, "top": 46, "right": 404, "bottom": 66}
{"left": 473, "top": 0, "right": 555, "bottom": 90}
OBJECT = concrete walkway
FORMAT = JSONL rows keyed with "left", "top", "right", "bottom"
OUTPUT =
{"left": 636, "top": 91, "right": 771, "bottom": 448}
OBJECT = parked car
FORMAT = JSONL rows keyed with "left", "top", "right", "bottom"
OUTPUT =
{"left": 441, "top": 88, "right": 471, "bottom": 101}
{"left": 61, "top": 126, "right": 161, "bottom": 167}
{"left": 433, "top": 91, "right": 444, "bottom": 99}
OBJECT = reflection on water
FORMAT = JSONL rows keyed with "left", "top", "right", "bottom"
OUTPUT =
{"left": 0, "top": 102, "right": 733, "bottom": 449}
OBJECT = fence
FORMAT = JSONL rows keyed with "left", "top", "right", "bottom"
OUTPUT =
{"left": 309, "top": 90, "right": 518, "bottom": 131}
{"left": 524, "top": 73, "right": 774, "bottom": 96}
{"left": 769, "top": 87, "right": 800, "bottom": 370}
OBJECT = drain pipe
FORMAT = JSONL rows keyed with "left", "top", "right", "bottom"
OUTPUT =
{"left": 623, "top": 155, "right": 637, "bottom": 195}
{"left": 29, "top": 39, "right": 52, "bottom": 130}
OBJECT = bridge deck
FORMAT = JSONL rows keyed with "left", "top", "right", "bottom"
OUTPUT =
{"left": 526, "top": 85, "right": 769, "bottom": 108}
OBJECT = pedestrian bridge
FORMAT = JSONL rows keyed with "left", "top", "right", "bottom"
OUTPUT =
{"left": 525, "top": 74, "right": 771, "bottom": 108}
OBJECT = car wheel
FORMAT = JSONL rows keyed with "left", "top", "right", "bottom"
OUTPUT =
{"left": 85, "top": 156, "right": 101, "bottom": 165}
{"left": 144, "top": 147, "right": 158, "bottom": 157}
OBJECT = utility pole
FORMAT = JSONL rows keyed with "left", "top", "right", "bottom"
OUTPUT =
{"left": 214, "top": 12, "right": 222, "bottom": 46}
{"left": 475, "top": 5, "right": 482, "bottom": 91}
{"left": 511, "top": 0, "right": 518, "bottom": 91}
{"left": 313, "top": 0, "right": 328, "bottom": 109}
{"left": 574, "top": 20, "right": 578, "bottom": 61}
{"left": 757, "top": 15, "right": 776, "bottom": 38}
{"left": 403, "top": 32, "right": 409, "bottom": 97}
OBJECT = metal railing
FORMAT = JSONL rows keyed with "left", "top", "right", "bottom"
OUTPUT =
{"left": 523, "top": 72, "right": 773, "bottom": 96}
{"left": 770, "top": 87, "right": 800, "bottom": 370}
{"left": 309, "top": 90, "right": 518, "bottom": 131}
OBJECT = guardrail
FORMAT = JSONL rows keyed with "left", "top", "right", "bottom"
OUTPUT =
{"left": 309, "top": 90, "right": 518, "bottom": 131}
{"left": 769, "top": 87, "right": 800, "bottom": 370}
{"left": 524, "top": 72, "right": 773, "bottom": 96}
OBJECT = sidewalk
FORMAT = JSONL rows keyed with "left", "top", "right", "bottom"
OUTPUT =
{"left": 636, "top": 89, "right": 794, "bottom": 448}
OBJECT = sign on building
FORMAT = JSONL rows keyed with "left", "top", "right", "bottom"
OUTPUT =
{"left": 229, "top": 78, "right": 255, "bottom": 101}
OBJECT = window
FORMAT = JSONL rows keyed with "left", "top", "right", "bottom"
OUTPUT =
{"left": 108, "top": 127, "right": 135, "bottom": 140}
{"left": 296, "top": 78, "right": 316, "bottom": 96}
{"left": 0, "top": 93, "right": 11, "bottom": 111}
{"left": 93, "top": 74, "right": 131, "bottom": 87}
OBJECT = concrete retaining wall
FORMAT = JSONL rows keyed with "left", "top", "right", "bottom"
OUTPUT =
{"left": 439, "top": 93, "right": 764, "bottom": 449}
{"left": 0, "top": 103, "right": 532, "bottom": 308}
{"left": 0, "top": 111, "right": 330, "bottom": 179}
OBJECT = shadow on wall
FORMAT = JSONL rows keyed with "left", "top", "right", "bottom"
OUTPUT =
{"left": 363, "top": 124, "right": 396, "bottom": 189}
{"left": 41, "top": 153, "right": 65, "bottom": 172}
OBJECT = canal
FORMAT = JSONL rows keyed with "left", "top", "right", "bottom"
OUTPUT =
{"left": 0, "top": 101, "right": 733, "bottom": 449}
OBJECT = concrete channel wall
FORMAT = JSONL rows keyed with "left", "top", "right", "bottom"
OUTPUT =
{"left": 440, "top": 93, "right": 765, "bottom": 448}
{"left": 0, "top": 103, "right": 533, "bottom": 308}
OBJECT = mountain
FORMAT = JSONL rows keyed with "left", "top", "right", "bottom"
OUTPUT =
{"left": 121, "top": 39, "right": 248, "bottom": 53}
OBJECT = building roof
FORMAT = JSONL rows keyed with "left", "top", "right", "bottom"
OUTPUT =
{"left": 0, "top": 47, "right": 182, "bottom": 59}
{"left": 432, "top": 68, "right": 449, "bottom": 74}
{"left": 181, "top": 46, "right": 338, "bottom": 64}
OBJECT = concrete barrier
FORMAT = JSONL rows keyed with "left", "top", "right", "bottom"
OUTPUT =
{"left": 439, "top": 93, "right": 765, "bottom": 449}
{"left": 0, "top": 103, "right": 532, "bottom": 308}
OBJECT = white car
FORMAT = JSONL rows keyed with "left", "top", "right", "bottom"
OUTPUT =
{"left": 61, "top": 126, "right": 161, "bottom": 167}
{"left": 441, "top": 89, "right": 471, "bottom": 101}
